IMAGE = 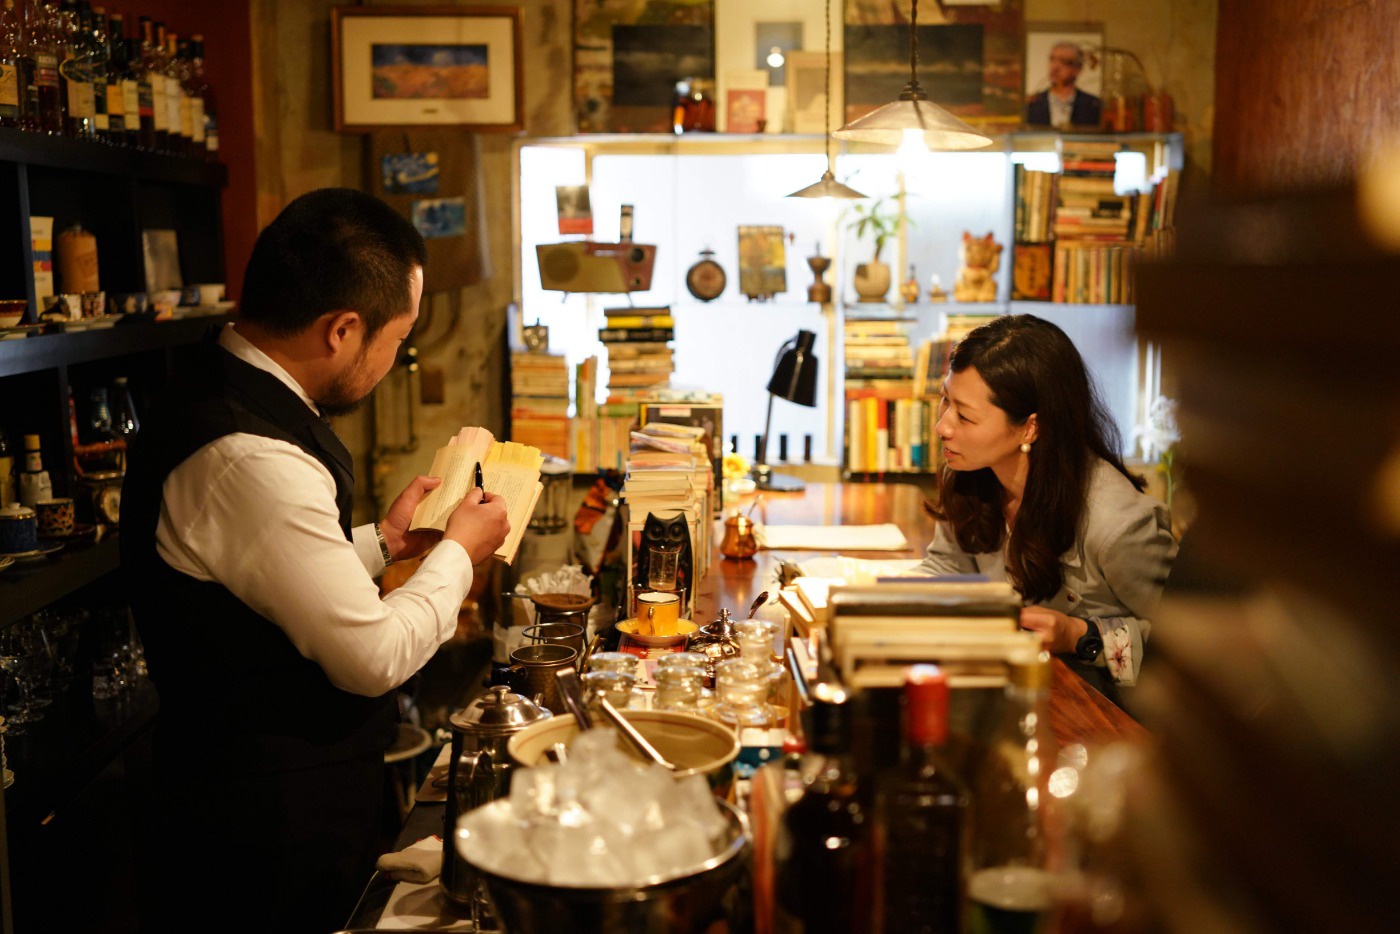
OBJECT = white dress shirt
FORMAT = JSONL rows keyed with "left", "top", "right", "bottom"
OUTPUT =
{"left": 155, "top": 324, "right": 472, "bottom": 697}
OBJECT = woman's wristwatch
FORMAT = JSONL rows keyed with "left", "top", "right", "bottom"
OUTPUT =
{"left": 1074, "top": 618, "right": 1104, "bottom": 662}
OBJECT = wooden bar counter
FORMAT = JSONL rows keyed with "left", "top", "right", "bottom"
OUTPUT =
{"left": 696, "top": 481, "right": 1145, "bottom": 748}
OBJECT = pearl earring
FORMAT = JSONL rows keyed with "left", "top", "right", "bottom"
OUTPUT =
{"left": 1020, "top": 442, "right": 1031, "bottom": 454}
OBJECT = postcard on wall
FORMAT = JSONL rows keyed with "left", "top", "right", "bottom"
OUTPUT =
{"left": 737, "top": 225, "right": 787, "bottom": 299}
{"left": 411, "top": 197, "right": 467, "bottom": 239}
{"left": 381, "top": 152, "right": 441, "bottom": 195}
{"left": 556, "top": 185, "right": 594, "bottom": 235}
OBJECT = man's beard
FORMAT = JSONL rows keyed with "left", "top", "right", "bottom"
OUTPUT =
{"left": 315, "top": 347, "right": 372, "bottom": 417}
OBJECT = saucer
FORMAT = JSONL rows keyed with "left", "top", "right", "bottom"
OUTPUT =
{"left": 39, "top": 522, "right": 98, "bottom": 542}
{"left": 616, "top": 618, "right": 699, "bottom": 647}
{"left": 0, "top": 541, "right": 63, "bottom": 561}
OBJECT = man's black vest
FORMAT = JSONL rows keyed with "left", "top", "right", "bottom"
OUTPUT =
{"left": 121, "top": 338, "right": 396, "bottom": 773}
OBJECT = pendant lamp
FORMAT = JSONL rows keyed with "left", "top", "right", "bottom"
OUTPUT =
{"left": 832, "top": 0, "right": 991, "bottom": 151}
{"left": 787, "top": 0, "right": 866, "bottom": 199}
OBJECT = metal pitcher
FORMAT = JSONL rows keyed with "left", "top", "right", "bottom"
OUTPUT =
{"left": 504, "top": 643, "right": 579, "bottom": 713}
{"left": 441, "top": 685, "right": 552, "bottom": 912}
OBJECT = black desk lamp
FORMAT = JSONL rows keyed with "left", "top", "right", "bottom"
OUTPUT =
{"left": 753, "top": 329, "right": 819, "bottom": 492}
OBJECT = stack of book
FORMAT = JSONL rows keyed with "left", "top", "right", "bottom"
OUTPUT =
{"left": 1011, "top": 142, "right": 1180, "bottom": 304}
{"left": 844, "top": 315, "right": 932, "bottom": 473}
{"left": 601, "top": 306, "right": 675, "bottom": 392}
{"left": 621, "top": 422, "right": 715, "bottom": 619}
{"left": 509, "top": 352, "right": 570, "bottom": 458}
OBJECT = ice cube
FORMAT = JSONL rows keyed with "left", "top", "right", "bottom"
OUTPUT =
{"left": 508, "top": 765, "right": 559, "bottom": 820}
{"left": 457, "top": 805, "right": 543, "bottom": 880}
{"left": 629, "top": 823, "right": 714, "bottom": 882}
{"left": 525, "top": 819, "right": 631, "bottom": 887}
{"left": 659, "top": 773, "right": 730, "bottom": 842}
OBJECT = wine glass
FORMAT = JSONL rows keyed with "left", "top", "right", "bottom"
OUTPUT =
{"left": 0, "top": 629, "right": 47, "bottom": 728}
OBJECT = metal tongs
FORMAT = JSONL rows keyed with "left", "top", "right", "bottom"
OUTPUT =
{"left": 555, "top": 667, "right": 675, "bottom": 770}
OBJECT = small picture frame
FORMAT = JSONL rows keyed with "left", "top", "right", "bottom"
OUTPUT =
{"left": 787, "top": 51, "right": 839, "bottom": 135}
{"left": 333, "top": 5, "right": 523, "bottom": 133}
{"left": 737, "top": 225, "right": 787, "bottom": 300}
{"left": 1024, "top": 21, "right": 1104, "bottom": 125}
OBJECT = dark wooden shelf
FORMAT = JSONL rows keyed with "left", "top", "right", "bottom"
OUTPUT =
{"left": 0, "top": 535, "right": 121, "bottom": 628}
{"left": 0, "top": 313, "right": 229, "bottom": 376}
{"left": 0, "top": 126, "right": 226, "bottom": 186}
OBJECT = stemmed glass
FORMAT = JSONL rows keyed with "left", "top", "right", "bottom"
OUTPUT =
{"left": 0, "top": 627, "right": 48, "bottom": 731}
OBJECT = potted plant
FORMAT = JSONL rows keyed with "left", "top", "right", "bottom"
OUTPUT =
{"left": 847, "top": 198, "right": 900, "bottom": 302}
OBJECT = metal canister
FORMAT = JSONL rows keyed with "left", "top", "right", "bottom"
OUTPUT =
{"left": 441, "top": 685, "right": 552, "bottom": 910}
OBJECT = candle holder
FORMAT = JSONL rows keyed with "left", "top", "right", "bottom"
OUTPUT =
{"left": 806, "top": 250, "right": 832, "bottom": 303}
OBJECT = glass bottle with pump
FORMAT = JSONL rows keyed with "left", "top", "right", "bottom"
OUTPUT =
{"left": 873, "top": 664, "right": 969, "bottom": 933}
{"left": 967, "top": 650, "right": 1059, "bottom": 933}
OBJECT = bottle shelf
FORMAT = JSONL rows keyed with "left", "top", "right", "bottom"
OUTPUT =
{"left": 0, "top": 126, "right": 226, "bottom": 186}
{"left": 0, "top": 535, "right": 122, "bottom": 629}
{"left": 0, "top": 313, "right": 230, "bottom": 376}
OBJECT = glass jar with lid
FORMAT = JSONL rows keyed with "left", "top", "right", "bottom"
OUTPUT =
{"left": 708, "top": 658, "right": 776, "bottom": 732}
{"left": 654, "top": 665, "right": 706, "bottom": 714}
{"left": 736, "top": 618, "right": 790, "bottom": 727}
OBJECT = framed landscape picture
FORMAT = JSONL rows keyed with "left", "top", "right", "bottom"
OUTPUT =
{"left": 333, "top": 5, "right": 523, "bottom": 133}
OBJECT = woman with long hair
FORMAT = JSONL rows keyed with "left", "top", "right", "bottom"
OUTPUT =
{"left": 917, "top": 315, "right": 1176, "bottom": 689}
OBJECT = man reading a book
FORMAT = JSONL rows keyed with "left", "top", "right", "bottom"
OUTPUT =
{"left": 121, "top": 187, "right": 510, "bottom": 934}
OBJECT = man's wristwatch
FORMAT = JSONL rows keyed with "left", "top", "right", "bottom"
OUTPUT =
{"left": 1074, "top": 618, "right": 1103, "bottom": 662}
{"left": 373, "top": 522, "right": 395, "bottom": 567}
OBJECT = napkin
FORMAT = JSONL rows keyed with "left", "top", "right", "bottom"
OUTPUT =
{"left": 376, "top": 835, "right": 443, "bottom": 884}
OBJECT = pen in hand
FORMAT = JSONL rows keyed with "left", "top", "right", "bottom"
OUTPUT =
{"left": 474, "top": 462, "right": 485, "bottom": 496}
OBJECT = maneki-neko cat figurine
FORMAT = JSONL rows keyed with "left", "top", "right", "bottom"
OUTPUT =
{"left": 952, "top": 231, "right": 1004, "bottom": 303}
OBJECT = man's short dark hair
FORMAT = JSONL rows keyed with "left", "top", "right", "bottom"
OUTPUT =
{"left": 238, "top": 188, "right": 427, "bottom": 341}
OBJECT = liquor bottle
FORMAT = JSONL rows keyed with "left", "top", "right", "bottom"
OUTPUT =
{"left": 0, "top": 428, "right": 15, "bottom": 508}
{"left": 123, "top": 36, "right": 144, "bottom": 148}
{"left": 774, "top": 695, "right": 874, "bottom": 932}
{"left": 29, "top": 1, "right": 63, "bottom": 134}
{"left": 112, "top": 376, "right": 138, "bottom": 472}
{"left": 84, "top": 2, "right": 107, "bottom": 142}
{"left": 192, "top": 35, "right": 216, "bottom": 161}
{"left": 59, "top": 0, "right": 95, "bottom": 138}
{"left": 173, "top": 37, "right": 192, "bottom": 157}
{"left": 181, "top": 38, "right": 204, "bottom": 158}
{"left": 103, "top": 10, "right": 125, "bottom": 145}
{"left": 872, "top": 664, "right": 969, "bottom": 933}
{"left": 136, "top": 16, "right": 161, "bottom": 150}
{"left": 112, "top": 376, "right": 138, "bottom": 437}
{"left": 15, "top": 0, "right": 35, "bottom": 130}
{"left": 967, "top": 651, "right": 1058, "bottom": 934}
{"left": 18, "top": 434, "right": 52, "bottom": 507}
{"left": 156, "top": 23, "right": 180, "bottom": 154}
{"left": 0, "top": 0, "right": 20, "bottom": 127}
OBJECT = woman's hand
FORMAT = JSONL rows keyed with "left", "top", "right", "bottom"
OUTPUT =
{"left": 1019, "top": 606, "right": 1089, "bottom": 655}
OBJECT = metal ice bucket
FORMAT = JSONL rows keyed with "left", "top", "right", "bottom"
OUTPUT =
{"left": 465, "top": 799, "right": 750, "bottom": 934}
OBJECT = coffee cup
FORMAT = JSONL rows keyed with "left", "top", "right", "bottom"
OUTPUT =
{"left": 637, "top": 591, "right": 680, "bottom": 636}
{"left": 35, "top": 497, "right": 75, "bottom": 536}
{"left": 195, "top": 283, "right": 226, "bottom": 306}
{"left": 0, "top": 503, "right": 37, "bottom": 553}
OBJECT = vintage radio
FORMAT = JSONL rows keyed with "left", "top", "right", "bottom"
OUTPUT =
{"left": 536, "top": 241, "right": 657, "bottom": 293}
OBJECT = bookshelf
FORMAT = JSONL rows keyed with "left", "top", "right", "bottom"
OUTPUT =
{"left": 511, "top": 132, "right": 1182, "bottom": 478}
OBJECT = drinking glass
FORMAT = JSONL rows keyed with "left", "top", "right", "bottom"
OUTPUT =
{"left": 647, "top": 542, "right": 682, "bottom": 590}
{"left": 0, "top": 629, "right": 46, "bottom": 727}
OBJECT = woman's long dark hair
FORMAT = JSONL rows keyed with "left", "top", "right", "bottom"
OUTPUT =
{"left": 931, "top": 315, "right": 1142, "bottom": 602}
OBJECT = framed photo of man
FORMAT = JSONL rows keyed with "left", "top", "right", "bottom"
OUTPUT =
{"left": 1024, "top": 22, "right": 1103, "bottom": 129}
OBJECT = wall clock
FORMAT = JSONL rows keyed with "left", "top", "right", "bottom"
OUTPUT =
{"left": 685, "top": 248, "right": 726, "bottom": 301}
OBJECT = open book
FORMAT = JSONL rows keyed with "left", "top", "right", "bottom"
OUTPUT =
{"left": 409, "top": 427, "right": 544, "bottom": 564}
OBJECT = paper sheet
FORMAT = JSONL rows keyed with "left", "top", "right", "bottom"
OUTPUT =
{"left": 796, "top": 555, "right": 926, "bottom": 581}
{"left": 754, "top": 523, "right": 910, "bottom": 552}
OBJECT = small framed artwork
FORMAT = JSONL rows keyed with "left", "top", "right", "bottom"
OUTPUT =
{"left": 737, "top": 225, "right": 787, "bottom": 300}
{"left": 1024, "top": 21, "right": 1104, "bottom": 127}
{"left": 333, "top": 5, "right": 523, "bottom": 133}
{"left": 787, "top": 51, "right": 840, "bottom": 135}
